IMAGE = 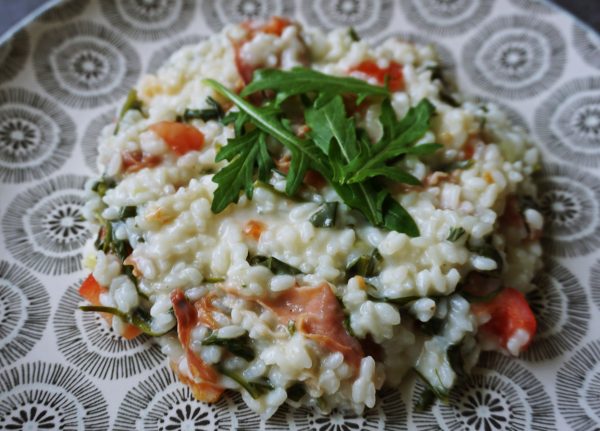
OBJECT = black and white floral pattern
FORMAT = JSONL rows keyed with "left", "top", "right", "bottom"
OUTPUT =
{"left": 100, "top": 0, "right": 196, "bottom": 41}
{"left": 508, "top": 0, "right": 556, "bottom": 14}
{"left": 300, "top": 0, "right": 394, "bottom": 38}
{"left": 54, "top": 282, "right": 165, "bottom": 379}
{"left": 522, "top": 259, "right": 589, "bottom": 361}
{"left": 0, "top": 261, "right": 49, "bottom": 367}
{"left": 33, "top": 21, "right": 141, "bottom": 109}
{"left": 201, "top": 0, "right": 295, "bottom": 31}
{"left": 0, "top": 362, "right": 110, "bottom": 430}
{"left": 39, "top": 0, "right": 91, "bottom": 22}
{"left": 398, "top": 0, "right": 494, "bottom": 36}
{"left": 412, "top": 353, "right": 556, "bottom": 430}
{"left": 113, "top": 367, "right": 253, "bottom": 430}
{"left": 573, "top": 23, "right": 600, "bottom": 70}
{"left": 590, "top": 259, "right": 600, "bottom": 312}
{"left": 535, "top": 77, "right": 600, "bottom": 168}
{"left": 0, "top": 29, "right": 28, "bottom": 85}
{"left": 0, "top": 87, "right": 76, "bottom": 183}
{"left": 2, "top": 175, "right": 91, "bottom": 275}
{"left": 556, "top": 340, "right": 600, "bottom": 430}
{"left": 462, "top": 15, "right": 566, "bottom": 99}
{"left": 536, "top": 163, "right": 600, "bottom": 257}
{"left": 0, "top": 1, "right": 599, "bottom": 429}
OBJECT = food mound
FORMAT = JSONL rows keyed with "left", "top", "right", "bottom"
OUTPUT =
{"left": 80, "top": 17, "right": 543, "bottom": 417}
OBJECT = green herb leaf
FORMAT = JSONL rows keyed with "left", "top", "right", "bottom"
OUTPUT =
{"left": 446, "top": 226, "right": 466, "bottom": 242}
{"left": 344, "top": 99, "right": 437, "bottom": 184}
{"left": 346, "top": 249, "right": 382, "bottom": 280}
{"left": 382, "top": 195, "right": 419, "bottom": 236}
{"left": 115, "top": 89, "right": 143, "bottom": 134}
{"left": 248, "top": 255, "right": 302, "bottom": 275}
{"left": 179, "top": 96, "right": 223, "bottom": 122}
{"left": 240, "top": 67, "right": 388, "bottom": 106}
{"left": 79, "top": 305, "right": 173, "bottom": 337}
{"left": 217, "top": 366, "right": 273, "bottom": 399}
{"left": 439, "top": 159, "right": 474, "bottom": 172}
{"left": 348, "top": 27, "right": 360, "bottom": 41}
{"left": 91, "top": 177, "right": 116, "bottom": 198}
{"left": 287, "top": 320, "right": 296, "bottom": 335}
{"left": 309, "top": 202, "right": 338, "bottom": 228}
{"left": 211, "top": 129, "right": 274, "bottom": 213}
{"left": 202, "top": 332, "right": 255, "bottom": 361}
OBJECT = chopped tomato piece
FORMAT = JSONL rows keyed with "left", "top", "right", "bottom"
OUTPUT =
{"left": 243, "top": 220, "right": 266, "bottom": 241}
{"left": 259, "top": 283, "right": 364, "bottom": 370}
{"left": 79, "top": 274, "right": 105, "bottom": 305}
{"left": 349, "top": 60, "right": 404, "bottom": 92}
{"left": 171, "top": 290, "right": 224, "bottom": 402}
{"left": 149, "top": 121, "right": 204, "bottom": 156}
{"left": 122, "top": 150, "right": 162, "bottom": 173}
{"left": 255, "top": 16, "right": 292, "bottom": 36}
{"left": 78, "top": 274, "right": 141, "bottom": 340}
{"left": 462, "top": 133, "right": 479, "bottom": 160}
{"left": 471, "top": 287, "right": 537, "bottom": 355}
{"left": 121, "top": 324, "right": 142, "bottom": 340}
{"left": 233, "top": 39, "right": 256, "bottom": 86}
{"left": 234, "top": 17, "right": 294, "bottom": 86}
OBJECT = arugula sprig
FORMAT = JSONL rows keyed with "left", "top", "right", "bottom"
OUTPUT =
{"left": 204, "top": 67, "right": 441, "bottom": 236}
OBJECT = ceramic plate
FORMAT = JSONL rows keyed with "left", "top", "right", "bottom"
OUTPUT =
{"left": 0, "top": 0, "right": 599, "bottom": 429}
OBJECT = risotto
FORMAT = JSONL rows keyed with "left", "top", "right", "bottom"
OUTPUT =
{"left": 80, "top": 17, "right": 543, "bottom": 417}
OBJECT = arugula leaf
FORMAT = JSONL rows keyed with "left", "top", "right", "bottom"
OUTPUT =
{"left": 241, "top": 67, "right": 388, "bottom": 105}
{"left": 205, "top": 75, "right": 427, "bottom": 237}
{"left": 79, "top": 305, "right": 173, "bottom": 337}
{"left": 305, "top": 95, "right": 358, "bottom": 159}
{"left": 344, "top": 99, "right": 437, "bottom": 184}
{"left": 211, "top": 129, "right": 273, "bottom": 213}
{"left": 202, "top": 332, "right": 255, "bottom": 361}
{"left": 205, "top": 79, "right": 330, "bottom": 187}
{"left": 382, "top": 195, "right": 419, "bottom": 236}
{"left": 309, "top": 202, "right": 338, "bottom": 228}
{"left": 248, "top": 255, "right": 302, "bottom": 275}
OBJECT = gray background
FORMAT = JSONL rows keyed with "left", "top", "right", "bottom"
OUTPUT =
{"left": 0, "top": 0, "right": 599, "bottom": 37}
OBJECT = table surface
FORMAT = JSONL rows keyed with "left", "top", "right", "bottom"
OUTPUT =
{"left": 0, "top": 0, "right": 598, "bottom": 39}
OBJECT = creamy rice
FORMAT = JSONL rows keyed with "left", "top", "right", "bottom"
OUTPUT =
{"left": 81, "top": 18, "right": 543, "bottom": 417}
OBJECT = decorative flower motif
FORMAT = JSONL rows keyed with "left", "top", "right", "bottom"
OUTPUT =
{"left": 0, "top": 119, "right": 38, "bottom": 155}
{"left": 462, "top": 15, "right": 566, "bottom": 99}
{"left": 459, "top": 388, "right": 509, "bottom": 430}
{"left": 162, "top": 404, "right": 211, "bottom": 430}
{"left": 4, "top": 405, "right": 57, "bottom": 430}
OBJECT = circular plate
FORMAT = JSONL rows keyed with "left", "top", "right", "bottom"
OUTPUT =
{"left": 0, "top": 0, "right": 599, "bottom": 429}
